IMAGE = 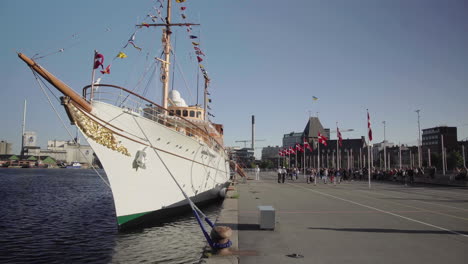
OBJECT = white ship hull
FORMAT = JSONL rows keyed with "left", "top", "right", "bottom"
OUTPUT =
{"left": 67, "top": 100, "right": 230, "bottom": 228}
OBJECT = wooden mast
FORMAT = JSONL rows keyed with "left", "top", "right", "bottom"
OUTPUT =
{"left": 161, "top": 0, "right": 172, "bottom": 111}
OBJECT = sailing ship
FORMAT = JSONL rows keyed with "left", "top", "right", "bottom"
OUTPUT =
{"left": 18, "top": 0, "right": 230, "bottom": 229}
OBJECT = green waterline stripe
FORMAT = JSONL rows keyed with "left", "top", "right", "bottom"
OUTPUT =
{"left": 117, "top": 211, "right": 152, "bottom": 225}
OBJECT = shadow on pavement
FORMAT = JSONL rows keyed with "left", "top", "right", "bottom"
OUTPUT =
{"left": 308, "top": 227, "right": 468, "bottom": 235}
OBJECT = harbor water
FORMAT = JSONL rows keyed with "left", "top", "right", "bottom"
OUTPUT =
{"left": 0, "top": 168, "right": 221, "bottom": 264}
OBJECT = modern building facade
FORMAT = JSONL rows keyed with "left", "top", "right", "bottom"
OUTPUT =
{"left": 229, "top": 147, "right": 255, "bottom": 167}
{"left": 282, "top": 132, "right": 303, "bottom": 148}
{"left": 261, "top": 146, "right": 281, "bottom": 165}
{"left": 422, "top": 126, "right": 458, "bottom": 154}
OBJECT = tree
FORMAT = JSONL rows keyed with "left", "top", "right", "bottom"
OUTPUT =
{"left": 430, "top": 152, "right": 441, "bottom": 169}
{"left": 260, "top": 159, "right": 274, "bottom": 169}
{"left": 447, "top": 151, "right": 463, "bottom": 170}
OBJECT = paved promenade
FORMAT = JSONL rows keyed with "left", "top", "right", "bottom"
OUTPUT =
{"left": 206, "top": 171, "right": 468, "bottom": 264}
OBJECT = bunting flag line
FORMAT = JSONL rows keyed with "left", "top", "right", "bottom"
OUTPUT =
{"left": 100, "top": 65, "right": 111, "bottom": 74}
{"left": 148, "top": 14, "right": 158, "bottom": 22}
{"left": 337, "top": 127, "right": 343, "bottom": 147}
{"left": 189, "top": 35, "right": 198, "bottom": 39}
{"left": 181, "top": 14, "right": 186, "bottom": 19}
{"left": 180, "top": 6, "right": 186, "bottom": 11}
{"left": 93, "top": 53, "right": 104, "bottom": 69}
{"left": 175, "top": 0, "right": 186, "bottom": 3}
{"left": 124, "top": 33, "right": 142, "bottom": 51}
{"left": 318, "top": 132, "right": 328, "bottom": 146}
{"left": 312, "top": 96, "right": 318, "bottom": 101}
{"left": 192, "top": 41, "right": 199, "bottom": 46}
{"left": 197, "top": 56, "right": 203, "bottom": 63}
{"left": 128, "top": 41, "right": 142, "bottom": 51}
{"left": 199, "top": 64, "right": 210, "bottom": 82}
{"left": 116, "top": 52, "right": 127, "bottom": 58}
{"left": 367, "top": 110, "right": 373, "bottom": 142}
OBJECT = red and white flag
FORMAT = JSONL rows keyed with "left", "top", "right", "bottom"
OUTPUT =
{"left": 289, "top": 146, "right": 296, "bottom": 155}
{"left": 295, "top": 143, "right": 304, "bottom": 152}
{"left": 278, "top": 149, "right": 284, "bottom": 157}
{"left": 318, "top": 132, "right": 328, "bottom": 146}
{"left": 337, "top": 127, "right": 343, "bottom": 147}
{"left": 367, "top": 110, "right": 373, "bottom": 142}
{"left": 304, "top": 139, "right": 313, "bottom": 151}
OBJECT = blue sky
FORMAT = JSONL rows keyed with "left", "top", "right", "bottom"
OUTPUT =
{"left": 1, "top": 0, "right": 467, "bottom": 157}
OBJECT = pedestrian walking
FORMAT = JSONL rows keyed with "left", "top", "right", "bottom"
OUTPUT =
{"left": 255, "top": 165, "right": 260, "bottom": 180}
{"left": 277, "top": 167, "right": 282, "bottom": 183}
{"left": 335, "top": 170, "right": 341, "bottom": 185}
{"left": 313, "top": 169, "right": 318, "bottom": 186}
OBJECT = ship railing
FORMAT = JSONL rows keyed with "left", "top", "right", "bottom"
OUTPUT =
{"left": 82, "top": 84, "right": 224, "bottom": 152}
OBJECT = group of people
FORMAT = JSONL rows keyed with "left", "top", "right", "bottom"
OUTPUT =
{"left": 276, "top": 167, "right": 348, "bottom": 185}
{"left": 275, "top": 166, "right": 437, "bottom": 186}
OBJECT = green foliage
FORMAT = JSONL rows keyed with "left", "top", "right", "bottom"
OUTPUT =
{"left": 430, "top": 152, "right": 441, "bottom": 169}
{"left": 447, "top": 151, "right": 463, "bottom": 170}
{"left": 260, "top": 159, "right": 274, "bottom": 169}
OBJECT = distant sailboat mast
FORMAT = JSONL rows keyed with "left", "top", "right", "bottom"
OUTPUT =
{"left": 20, "top": 99, "right": 27, "bottom": 159}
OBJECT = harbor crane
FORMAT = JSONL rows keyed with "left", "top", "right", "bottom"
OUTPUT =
{"left": 235, "top": 139, "right": 266, "bottom": 148}
{"left": 329, "top": 128, "right": 354, "bottom": 136}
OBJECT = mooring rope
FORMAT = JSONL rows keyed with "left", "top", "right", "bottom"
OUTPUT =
{"left": 31, "top": 69, "right": 112, "bottom": 189}
{"left": 131, "top": 115, "right": 219, "bottom": 247}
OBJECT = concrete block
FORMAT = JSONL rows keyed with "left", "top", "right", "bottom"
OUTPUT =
{"left": 258, "top": 205, "right": 275, "bottom": 230}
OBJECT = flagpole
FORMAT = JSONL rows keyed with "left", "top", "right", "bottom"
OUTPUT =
{"left": 442, "top": 135, "right": 446, "bottom": 175}
{"left": 318, "top": 140, "right": 320, "bottom": 170}
{"left": 399, "top": 143, "right": 402, "bottom": 170}
{"left": 295, "top": 148, "right": 298, "bottom": 168}
{"left": 303, "top": 140, "right": 306, "bottom": 178}
{"left": 368, "top": 143, "right": 371, "bottom": 188}
{"left": 90, "top": 50, "right": 98, "bottom": 101}
{"left": 336, "top": 123, "right": 339, "bottom": 169}
{"left": 359, "top": 147, "right": 362, "bottom": 169}
{"left": 367, "top": 109, "right": 372, "bottom": 189}
{"left": 428, "top": 148, "right": 431, "bottom": 167}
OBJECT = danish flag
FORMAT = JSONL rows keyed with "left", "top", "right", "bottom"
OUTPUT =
{"left": 295, "top": 143, "right": 304, "bottom": 152}
{"left": 318, "top": 132, "right": 328, "bottom": 146}
{"left": 289, "top": 146, "right": 296, "bottom": 155}
{"left": 304, "top": 140, "right": 313, "bottom": 151}
{"left": 367, "top": 110, "right": 373, "bottom": 142}
{"left": 337, "top": 127, "right": 343, "bottom": 147}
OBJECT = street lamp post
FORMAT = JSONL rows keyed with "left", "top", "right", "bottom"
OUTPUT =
{"left": 415, "top": 110, "right": 422, "bottom": 168}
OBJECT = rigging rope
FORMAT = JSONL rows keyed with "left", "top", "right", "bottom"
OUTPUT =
{"left": 131, "top": 115, "right": 222, "bottom": 248}
{"left": 31, "top": 69, "right": 112, "bottom": 190}
{"left": 170, "top": 49, "right": 194, "bottom": 104}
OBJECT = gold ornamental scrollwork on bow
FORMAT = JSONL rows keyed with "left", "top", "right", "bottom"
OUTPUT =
{"left": 68, "top": 103, "right": 131, "bottom": 156}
